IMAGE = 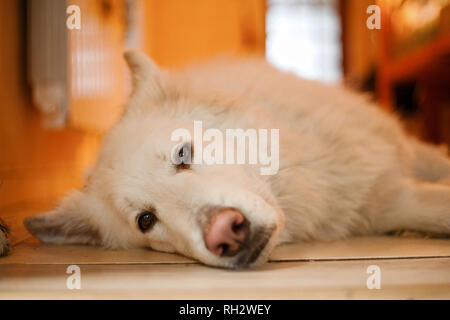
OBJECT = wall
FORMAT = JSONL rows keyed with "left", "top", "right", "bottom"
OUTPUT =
{"left": 143, "top": 0, "right": 266, "bottom": 68}
{"left": 0, "top": 0, "right": 101, "bottom": 244}
{"left": 341, "top": 0, "right": 379, "bottom": 84}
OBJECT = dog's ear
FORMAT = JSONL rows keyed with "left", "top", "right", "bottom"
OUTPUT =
{"left": 124, "top": 50, "right": 175, "bottom": 114}
{"left": 24, "top": 191, "right": 102, "bottom": 246}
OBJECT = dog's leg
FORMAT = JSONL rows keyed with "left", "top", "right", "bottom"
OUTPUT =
{"left": 373, "top": 179, "right": 450, "bottom": 235}
{"left": 411, "top": 139, "right": 450, "bottom": 185}
{"left": 0, "top": 218, "right": 10, "bottom": 257}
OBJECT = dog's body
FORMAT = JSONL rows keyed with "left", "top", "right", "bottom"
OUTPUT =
{"left": 20, "top": 52, "right": 450, "bottom": 268}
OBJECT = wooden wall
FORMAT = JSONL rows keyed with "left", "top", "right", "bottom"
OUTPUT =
{"left": 143, "top": 0, "right": 266, "bottom": 68}
{"left": 340, "top": 0, "right": 379, "bottom": 85}
{"left": 0, "top": 0, "right": 101, "bottom": 244}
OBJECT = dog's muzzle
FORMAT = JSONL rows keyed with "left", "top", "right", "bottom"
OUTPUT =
{"left": 203, "top": 207, "right": 274, "bottom": 267}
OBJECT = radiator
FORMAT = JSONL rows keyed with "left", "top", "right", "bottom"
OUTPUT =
{"left": 27, "top": 0, "right": 139, "bottom": 130}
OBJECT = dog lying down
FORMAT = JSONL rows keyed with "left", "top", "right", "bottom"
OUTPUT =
{"left": 21, "top": 51, "right": 450, "bottom": 268}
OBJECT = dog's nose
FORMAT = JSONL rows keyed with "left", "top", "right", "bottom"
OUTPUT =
{"left": 204, "top": 208, "right": 250, "bottom": 257}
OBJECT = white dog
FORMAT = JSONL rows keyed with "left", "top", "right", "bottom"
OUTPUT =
{"left": 21, "top": 51, "right": 450, "bottom": 268}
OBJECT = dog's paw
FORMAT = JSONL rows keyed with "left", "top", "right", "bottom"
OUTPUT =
{"left": 0, "top": 219, "right": 10, "bottom": 257}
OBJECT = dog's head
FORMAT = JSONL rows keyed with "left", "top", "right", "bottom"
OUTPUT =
{"left": 24, "top": 51, "right": 284, "bottom": 268}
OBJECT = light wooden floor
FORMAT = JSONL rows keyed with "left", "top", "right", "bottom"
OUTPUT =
{"left": 1, "top": 236, "right": 449, "bottom": 299}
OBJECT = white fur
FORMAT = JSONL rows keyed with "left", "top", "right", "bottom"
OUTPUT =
{"left": 24, "top": 51, "right": 450, "bottom": 268}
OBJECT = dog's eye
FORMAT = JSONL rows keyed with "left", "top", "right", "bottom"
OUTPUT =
{"left": 171, "top": 142, "right": 192, "bottom": 170}
{"left": 137, "top": 211, "right": 157, "bottom": 232}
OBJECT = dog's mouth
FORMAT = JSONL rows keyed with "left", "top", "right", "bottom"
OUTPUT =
{"left": 233, "top": 225, "right": 275, "bottom": 268}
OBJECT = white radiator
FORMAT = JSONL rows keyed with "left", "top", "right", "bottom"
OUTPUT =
{"left": 28, "top": 0, "right": 68, "bottom": 128}
{"left": 27, "top": 0, "right": 141, "bottom": 130}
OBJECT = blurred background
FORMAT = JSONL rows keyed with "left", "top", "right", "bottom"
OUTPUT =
{"left": 1, "top": 0, "right": 449, "bottom": 244}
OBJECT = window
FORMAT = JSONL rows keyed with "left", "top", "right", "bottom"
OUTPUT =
{"left": 266, "top": 0, "right": 342, "bottom": 83}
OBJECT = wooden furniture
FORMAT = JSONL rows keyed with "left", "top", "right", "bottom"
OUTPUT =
{"left": 377, "top": 2, "right": 450, "bottom": 143}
